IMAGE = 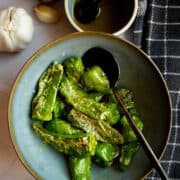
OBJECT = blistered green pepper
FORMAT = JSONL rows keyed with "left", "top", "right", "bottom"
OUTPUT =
{"left": 119, "top": 142, "right": 140, "bottom": 171}
{"left": 118, "top": 88, "right": 143, "bottom": 142}
{"left": 32, "top": 62, "right": 63, "bottom": 121}
{"left": 68, "top": 109, "right": 124, "bottom": 144}
{"left": 100, "top": 90, "right": 122, "bottom": 124}
{"left": 44, "top": 119, "right": 83, "bottom": 137}
{"left": 63, "top": 57, "right": 84, "bottom": 82}
{"left": 94, "top": 142, "right": 119, "bottom": 167}
{"left": 121, "top": 115, "right": 143, "bottom": 142}
{"left": 59, "top": 76, "right": 117, "bottom": 125}
{"left": 104, "top": 102, "right": 120, "bottom": 125}
{"left": 82, "top": 65, "right": 110, "bottom": 93}
{"left": 87, "top": 92, "right": 104, "bottom": 102}
{"left": 45, "top": 117, "right": 92, "bottom": 180}
{"left": 117, "top": 88, "right": 136, "bottom": 111}
{"left": 69, "top": 155, "right": 91, "bottom": 180}
{"left": 33, "top": 123, "right": 97, "bottom": 156}
{"left": 60, "top": 75, "right": 86, "bottom": 97}
{"left": 53, "top": 96, "right": 69, "bottom": 119}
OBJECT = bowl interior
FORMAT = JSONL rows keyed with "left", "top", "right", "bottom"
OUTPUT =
{"left": 9, "top": 32, "right": 171, "bottom": 180}
{"left": 65, "top": 0, "right": 138, "bottom": 35}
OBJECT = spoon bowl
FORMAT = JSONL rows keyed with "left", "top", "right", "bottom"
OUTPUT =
{"left": 82, "top": 47, "right": 120, "bottom": 87}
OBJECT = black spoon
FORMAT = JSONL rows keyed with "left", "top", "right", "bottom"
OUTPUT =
{"left": 82, "top": 47, "right": 168, "bottom": 180}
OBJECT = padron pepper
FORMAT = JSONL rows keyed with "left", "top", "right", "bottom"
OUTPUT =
{"left": 121, "top": 115, "right": 143, "bottom": 142}
{"left": 82, "top": 65, "right": 110, "bottom": 93}
{"left": 52, "top": 96, "right": 68, "bottom": 119}
{"left": 68, "top": 109, "right": 124, "bottom": 144}
{"left": 94, "top": 142, "right": 119, "bottom": 167}
{"left": 69, "top": 155, "right": 91, "bottom": 180}
{"left": 63, "top": 56, "right": 84, "bottom": 82}
{"left": 118, "top": 88, "right": 143, "bottom": 142}
{"left": 59, "top": 76, "right": 117, "bottom": 125}
{"left": 117, "top": 88, "right": 137, "bottom": 111}
{"left": 119, "top": 142, "right": 140, "bottom": 171}
{"left": 117, "top": 88, "right": 143, "bottom": 170}
{"left": 33, "top": 123, "right": 97, "bottom": 156}
{"left": 44, "top": 119, "right": 83, "bottom": 137}
{"left": 32, "top": 62, "right": 63, "bottom": 121}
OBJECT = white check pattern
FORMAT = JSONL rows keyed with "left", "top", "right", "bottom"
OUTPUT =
{"left": 132, "top": 0, "right": 180, "bottom": 179}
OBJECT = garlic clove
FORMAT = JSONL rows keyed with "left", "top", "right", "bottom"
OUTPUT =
{"left": 34, "top": 4, "right": 61, "bottom": 24}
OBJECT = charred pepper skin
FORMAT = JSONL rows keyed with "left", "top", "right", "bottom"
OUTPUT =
{"left": 82, "top": 65, "right": 110, "bottom": 93}
{"left": 33, "top": 123, "right": 97, "bottom": 156}
{"left": 59, "top": 76, "right": 117, "bottom": 125}
{"left": 104, "top": 101, "right": 121, "bottom": 125}
{"left": 69, "top": 155, "right": 91, "bottom": 180}
{"left": 117, "top": 88, "right": 136, "bottom": 110}
{"left": 52, "top": 96, "right": 68, "bottom": 119}
{"left": 63, "top": 57, "right": 84, "bottom": 82}
{"left": 68, "top": 109, "right": 124, "bottom": 145}
{"left": 121, "top": 115, "right": 143, "bottom": 142}
{"left": 31, "top": 62, "right": 63, "bottom": 121}
{"left": 94, "top": 142, "right": 119, "bottom": 167}
{"left": 44, "top": 118, "right": 92, "bottom": 179}
{"left": 118, "top": 88, "right": 143, "bottom": 142}
{"left": 117, "top": 88, "right": 143, "bottom": 170}
{"left": 44, "top": 119, "right": 83, "bottom": 137}
{"left": 119, "top": 142, "right": 140, "bottom": 171}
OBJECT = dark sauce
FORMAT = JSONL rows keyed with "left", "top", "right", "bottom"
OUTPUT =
{"left": 73, "top": 0, "right": 134, "bottom": 33}
{"left": 73, "top": 0, "right": 100, "bottom": 24}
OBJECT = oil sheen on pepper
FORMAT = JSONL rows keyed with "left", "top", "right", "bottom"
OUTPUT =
{"left": 73, "top": 0, "right": 134, "bottom": 34}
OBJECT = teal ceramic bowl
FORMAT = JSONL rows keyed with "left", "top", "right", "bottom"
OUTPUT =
{"left": 8, "top": 32, "right": 172, "bottom": 180}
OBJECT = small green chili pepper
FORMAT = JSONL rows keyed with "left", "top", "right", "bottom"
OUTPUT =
{"left": 32, "top": 62, "right": 63, "bottom": 121}
{"left": 33, "top": 123, "right": 97, "bottom": 156}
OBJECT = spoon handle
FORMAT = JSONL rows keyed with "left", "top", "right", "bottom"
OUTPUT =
{"left": 113, "top": 89, "right": 168, "bottom": 180}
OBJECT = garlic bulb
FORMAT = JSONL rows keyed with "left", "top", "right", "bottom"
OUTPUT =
{"left": 0, "top": 7, "right": 34, "bottom": 52}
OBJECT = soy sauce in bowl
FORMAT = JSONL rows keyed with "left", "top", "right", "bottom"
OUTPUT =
{"left": 73, "top": 0, "right": 135, "bottom": 34}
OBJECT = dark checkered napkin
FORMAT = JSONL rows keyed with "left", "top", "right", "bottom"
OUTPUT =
{"left": 132, "top": 0, "right": 180, "bottom": 179}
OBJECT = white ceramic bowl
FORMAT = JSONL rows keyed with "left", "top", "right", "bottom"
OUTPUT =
{"left": 65, "top": 0, "right": 138, "bottom": 36}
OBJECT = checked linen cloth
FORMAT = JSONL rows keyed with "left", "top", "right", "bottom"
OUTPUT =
{"left": 132, "top": 0, "right": 180, "bottom": 179}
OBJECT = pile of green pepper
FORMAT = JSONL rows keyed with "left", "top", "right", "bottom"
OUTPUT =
{"left": 31, "top": 56, "right": 143, "bottom": 179}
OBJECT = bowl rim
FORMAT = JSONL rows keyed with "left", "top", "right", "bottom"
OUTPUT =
{"left": 64, "top": 0, "right": 138, "bottom": 35}
{"left": 8, "top": 31, "right": 172, "bottom": 179}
